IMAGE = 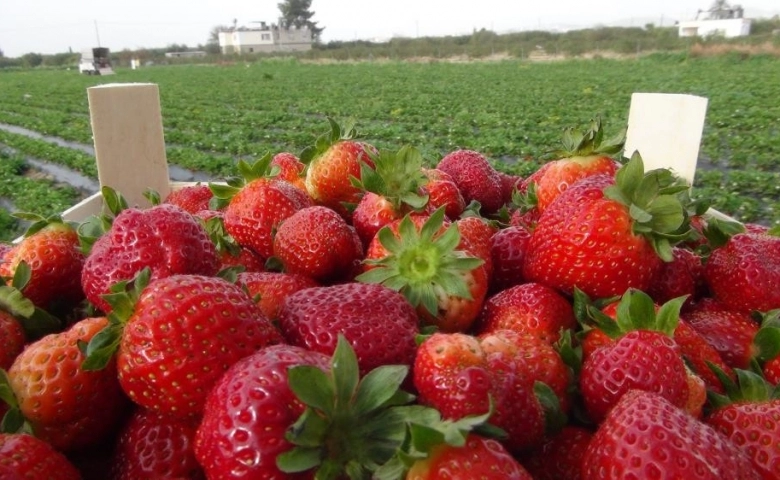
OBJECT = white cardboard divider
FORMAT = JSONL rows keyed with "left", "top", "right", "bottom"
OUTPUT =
{"left": 87, "top": 83, "right": 171, "bottom": 210}
{"left": 624, "top": 93, "right": 709, "bottom": 185}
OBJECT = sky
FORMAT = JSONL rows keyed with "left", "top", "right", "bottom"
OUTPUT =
{"left": 2, "top": 0, "right": 779, "bottom": 58}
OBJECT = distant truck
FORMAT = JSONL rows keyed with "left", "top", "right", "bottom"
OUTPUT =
{"left": 78, "top": 47, "right": 114, "bottom": 75}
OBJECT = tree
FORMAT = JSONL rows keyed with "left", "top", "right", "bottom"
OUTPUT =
{"left": 278, "top": 0, "right": 324, "bottom": 41}
{"left": 0, "top": 48, "right": 4, "bottom": 58}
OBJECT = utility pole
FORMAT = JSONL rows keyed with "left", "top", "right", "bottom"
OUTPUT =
{"left": 94, "top": 20, "right": 102, "bottom": 47}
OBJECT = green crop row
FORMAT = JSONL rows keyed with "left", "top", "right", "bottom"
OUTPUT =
{"left": 0, "top": 149, "right": 83, "bottom": 241}
{"left": 0, "top": 55, "right": 778, "bottom": 228}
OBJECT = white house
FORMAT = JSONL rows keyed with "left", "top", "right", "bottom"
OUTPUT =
{"left": 678, "top": 17, "right": 752, "bottom": 37}
{"left": 678, "top": 3, "right": 752, "bottom": 38}
{"left": 218, "top": 23, "right": 312, "bottom": 54}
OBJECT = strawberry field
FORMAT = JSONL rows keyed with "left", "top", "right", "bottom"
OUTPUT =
{"left": 0, "top": 55, "right": 779, "bottom": 240}
{"left": 2, "top": 54, "right": 780, "bottom": 479}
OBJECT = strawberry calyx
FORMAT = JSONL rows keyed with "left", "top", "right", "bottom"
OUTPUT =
{"left": 554, "top": 117, "right": 625, "bottom": 159}
{"left": 575, "top": 287, "right": 685, "bottom": 340}
{"left": 351, "top": 145, "right": 429, "bottom": 212}
{"left": 0, "top": 369, "right": 33, "bottom": 435}
{"left": 279, "top": 334, "right": 508, "bottom": 480}
{"left": 9, "top": 213, "right": 77, "bottom": 240}
{"left": 80, "top": 267, "right": 151, "bottom": 371}
{"left": 602, "top": 152, "right": 693, "bottom": 262}
{"left": 299, "top": 117, "right": 360, "bottom": 164}
{"left": 77, "top": 186, "right": 129, "bottom": 255}
{"left": 208, "top": 154, "right": 277, "bottom": 209}
{"left": 707, "top": 363, "right": 780, "bottom": 409}
{"left": 0, "top": 263, "right": 62, "bottom": 341}
{"left": 356, "top": 208, "right": 484, "bottom": 317}
{"left": 752, "top": 309, "right": 780, "bottom": 363}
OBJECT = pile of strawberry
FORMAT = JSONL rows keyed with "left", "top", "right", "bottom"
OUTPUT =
{"left": 1, "top": 118, "right": 780, "bottom": 480}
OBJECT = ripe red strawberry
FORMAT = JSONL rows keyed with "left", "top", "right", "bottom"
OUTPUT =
{"left": 520, "top": 425, "right": 593, "bottom": 480}
{"left": 576, "top": 289, "right": 690, "bottom": 423}
{"left": 413, "top": 331, "right": 553, "bottom": 453}
{"left": 5, "top": 317, "right": 128, "bottom": 452}
{"left": 682, "top": 298, "right": 760, "bottom": 370}
{"left": 704, "top": 231, "right": 780, "bottom": 313}
{"left": 0, "top": 311, "right": 24, "bottom": 370}
{"left": 646, "top": 246, "right": 704, "bottom": 306}
{"left": 705, "top": 369, "right": 780, "bottom": 480}
{"left": 0, "top": 433, "right": 81, "bottom": 480}
{"left": 273, "top": 205, "right": 362, "bottom": 282}
{"left": 488, "top": 224, "right": 532, "bottom": 292}
{"left": 199, "top": 211, "right": 265, "bottom": 273}
{"left": 83, "top": 272, "right": 282, "bottom": 419}
{"left": 523, "top": 154, "right": 689, "bottom": 298}
{"left": 436, "top": 149, "right": 504, "bottom": 214}
{"left": 1, "top": 216, "right": 85, "bottom": 314}
{"left": 582, "top": 389, "right": 761, "bottom": 479}
{"left": 476, "top": 282, "right": 575, "bottom": 344}
{"left": 111, "top": 407, "right": 203, "bottom": 480}
{"left": 302, "top": 120, "right": 376, "bottom": 219}
{"left": 163, "top": 184, "right": 214, "bottom": 214}
{"left": 497, "top": 170, "right": 522, "bottom": 205}
{"left": 528, "top": 118, "right": 623, "bottom": 213}
{"left": 277, "top": 282, "right": 419, "bottom": 375}
{"left": 420, "top": 168, "right": 466, "bottom": 220}
{"left": 195, "top": 344, "right": 331, "bottom": 480}
{"left": 271, "top": 151, "right": 307, "bottom": 191}
{"left": 351, "top": 146, "right": 429, "bottom": 247}
{"left": 237, "top": 271, "right": 318, "bottom": 320}
{"left": 406, "top": 434, "right": 533, "bottom": 480}
{"left": 81, "top": 203, "right": 219, "bottom": 313}
{"left": 359, "top": 209, "right": 488, "bottom": 332}
{"left": 215, "top": 157, "right": 314, "bottom": 260}
{"left": 455, "top": 214, "right": 497, "bottom": 279}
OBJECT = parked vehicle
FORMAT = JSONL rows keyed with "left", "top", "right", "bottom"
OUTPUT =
{"left": 78, "top": 47, "right": 114, "bottom": 75}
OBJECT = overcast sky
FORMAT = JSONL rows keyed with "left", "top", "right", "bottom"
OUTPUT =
{"left": 2, "top": 0, "right": 779, "bottom": 57}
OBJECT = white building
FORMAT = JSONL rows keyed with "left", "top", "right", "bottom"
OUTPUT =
{"left": 218, "top": 23, "right": 312, "bottom": 54}
{"left": 678, "top": 17, "right": 752, "bottom": 37}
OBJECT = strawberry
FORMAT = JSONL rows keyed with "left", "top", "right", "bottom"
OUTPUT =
{"left": 0, "top": 433, "right": 81, "bottom": 480}
{"left": 520, "top": 425, "right": 593, "bottom": 480}
{"left": 163, "top": 184, "right": 214, "bottom": 214}
{"left": 577, "top": 289, "right": 690, "bottom": 423}
{"left": 0, "top": 311, "right": 25, "bottom": 371}
{"left": 194, "top": 344, "right": 331, "bottom": 480}
{"left": 213, "top": 157, "right": 314, "bottom": 260}
{"left": 197, "top": 337, "right": 431, "bottom": 479}
{"left": 80, "top": 203, "right": 219, "bottom": 314}
{"left": 646, "top": 245, "right": 705, "bottom": 306}
{"left": 682, "top": 298, "right": 761, "bottom": 370}
{"left": 277, "top": 282, "right": 419, "bottom": 375}
{"left": 487, "top": 224, "right": 532, "bottom": 293}
{"left": 497, "top": 170, "right": 522, "bottom": 205}
{"left": 405, "top": 434, "right": 533, "bottom": 480}
{"left": 704, "top": 230, "right": 780, "bottom": 313}
{"left": 272, "top": 205, "right": 362, "bottom": 283}
{"left": 523, "top": 154, "right": 690, "bottom": 298}
{"left": 237, "top": 271, "right": 319, "bottom": 321}
{"left": 359, "top": 209, "right": 488, "bottom": 332}
{"left": 582, "top": 389, "right": 761, "bottom": 479}
{"left": 706, "top": 368, "right": 780, "bottom": 480}
{"left": 455, "top": 214, "right": 497, "bottom": 280}
{"left": 200, "top": 212, "right": 265, "bottom": 273}
{"left": 420, "top": 168, "right": 466, "bottom": 220}
{"left": 271, "top": 151, "right": 307, "bottom": 191}
{"left": 4, "top": 317, "right": 128, "bottom": 452}
{"left": 1, "top": 216, "right": 85, "bottom": 315}
{"left": 476, "top": 282, "right": 576, "bottom": 345}
{"left": 413, "top": 331, "right": 556, "bottom": 453}
{"left": 111, "top": 407, "right": 203, "bottom": 480}
{"left": 301, "top": 119, "right": 376, "bottom": 219}
{"left": 528, "top": 118, "right": 623, "bottom": 213}
{"left": 82, "top": 271, "right": 282, "bottom": 419}
{"left": 436, "top": 149, "right": 504, "bottom": 214}
{"left": 351, "top": 145, "right": 429, "bottom": 247}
